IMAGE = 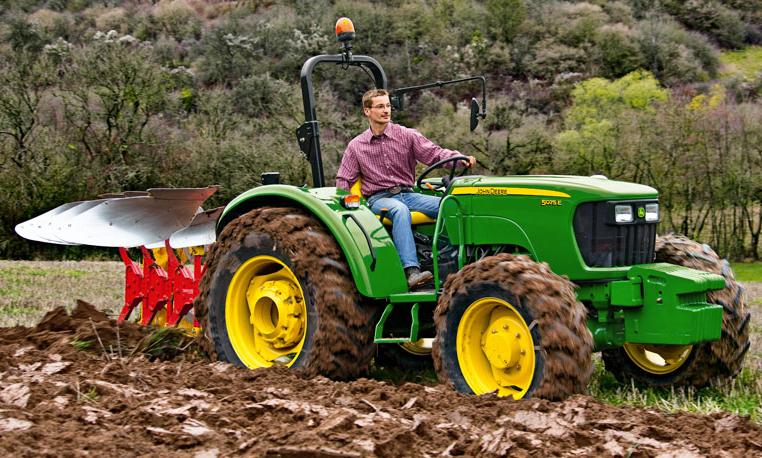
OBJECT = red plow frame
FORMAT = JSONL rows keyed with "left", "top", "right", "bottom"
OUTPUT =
{"left": 117, "top": 241, "right": 204, "bottom": 328}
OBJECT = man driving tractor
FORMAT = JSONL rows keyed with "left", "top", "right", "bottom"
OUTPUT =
{"left": 336, "top": 89, "right": 476, "bottom": 288}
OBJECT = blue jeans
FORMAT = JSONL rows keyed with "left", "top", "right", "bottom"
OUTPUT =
{"left": 367, "top": 191, "right": 441, "bottom": 269}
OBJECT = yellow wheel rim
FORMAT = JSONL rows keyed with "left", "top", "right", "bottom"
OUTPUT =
{"left": 225, "top": 255, "right": 307, "bottom": 369}
{"left": 400, "top": 338, "right": 434, "bottom": 356}
{"left": 456, "top": 297, "right": 536, "bottom": 399}
{"left": 623, "top": 343, "right": 693, "bottom": 375}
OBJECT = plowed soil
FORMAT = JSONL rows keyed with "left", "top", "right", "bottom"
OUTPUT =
{"left": 1, "top": 302, "right": 761, "bottom": 457}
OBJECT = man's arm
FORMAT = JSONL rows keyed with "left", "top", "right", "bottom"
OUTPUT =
{"left": 335, "top": 146, "right": 359, "bottom": 191}
{"left": 409, "top": 129, "right": 475, "bottom": 167}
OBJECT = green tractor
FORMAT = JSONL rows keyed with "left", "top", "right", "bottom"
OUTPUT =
{"left": 194, "top": 19, "right": 750, "bottom": 400}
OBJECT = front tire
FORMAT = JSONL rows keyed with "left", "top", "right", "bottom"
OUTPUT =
{"left": 602, "top": 234, "right": 751, "bottom": 387}
{"left": 194, "top": 207, "right": 377, "bottom": 379}
{"left": 433, "top": 254, "right": 593, "bottom": 400}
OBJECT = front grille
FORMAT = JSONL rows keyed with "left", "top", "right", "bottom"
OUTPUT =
{"left": 573, "top": 201, "right": 657, "bottom": 267}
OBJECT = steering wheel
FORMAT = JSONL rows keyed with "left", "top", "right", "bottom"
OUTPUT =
{"left": 416, "top": 155, "right": 472, "bottom": 193}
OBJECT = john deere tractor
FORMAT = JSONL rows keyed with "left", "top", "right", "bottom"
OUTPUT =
{"left": 16, "top": 19, "right": 750, "bottom": 400}
{"left": 193, "top": 19, "right": 750, "bottom": 400}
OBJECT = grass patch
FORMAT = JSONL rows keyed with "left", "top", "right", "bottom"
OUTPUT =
{"left": 71, "top": 339, "right": 93, "bottom": 351}
{"left": 588, "top": 358, "right": 762, "bottom": 423}
{"left": 720, "top": 46, "right": 762, "bottom": 80}
{"left": 71, "top": 340, "right": 93, "bottom": 351}
{"left": 1, "top": 266, "right": 48, "bottom": 277}
{"left": 0, "top": 260, "right": 122, "bottom": 327}
{"left": 140, "top": 327, "right": 196, "bottom": 360}
{"left": 0, "top": 301, "right": 43, "bottom": 319}
{"left": 731, "top": 262, "right": 762, "bottom": 282}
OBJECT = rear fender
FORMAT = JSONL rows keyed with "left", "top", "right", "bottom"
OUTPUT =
{"left": 217, "top": 185, "right": 407, "bottom": 298}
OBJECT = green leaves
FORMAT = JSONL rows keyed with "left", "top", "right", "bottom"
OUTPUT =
{"left": 557, "top": 71, "right": 667, "bottom": 176}
{"left": 566, "top": 70, "right": 667, "bottom": 127}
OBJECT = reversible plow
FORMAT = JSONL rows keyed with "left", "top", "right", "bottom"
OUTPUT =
{"left": 16, "top": 187, "right": 222, "bottom": 330}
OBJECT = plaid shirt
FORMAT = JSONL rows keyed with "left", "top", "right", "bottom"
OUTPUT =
{"left": 335, "top": 123, "right": 462, "bottom": 196}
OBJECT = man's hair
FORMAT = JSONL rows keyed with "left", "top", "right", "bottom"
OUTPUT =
{"left": 362, "top": 89, "right": 389, "bottom": 108}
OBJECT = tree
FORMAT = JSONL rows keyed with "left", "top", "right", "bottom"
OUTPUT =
{"left": 556, "top": 70, "right": 667, "bottom": 176}
{"left": 0, "top": 51, "right": 51, "bottom": 166}
{"left": 486, "top": 0, "right": 526, "bottom": 44}
{"left": 58, "top": 31, "right": 170, "bottom": 191}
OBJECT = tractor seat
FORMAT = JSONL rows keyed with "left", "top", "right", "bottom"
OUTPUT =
{"left": 350, "top": 179, "right": 436, "bottom": 226}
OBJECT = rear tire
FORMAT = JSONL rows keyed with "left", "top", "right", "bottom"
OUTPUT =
{"left": 433, "top": 254, "right": 593, "bottom": 400}
{"left": 602, "top": 234, "right": 751, "bottom": 387}
{"left": 194, "top": 207, "right": 377, "bottom": 379}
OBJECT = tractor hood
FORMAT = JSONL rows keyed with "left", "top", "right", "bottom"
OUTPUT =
{"left": 449, "top": 175, "right": 658, "bottom": 201}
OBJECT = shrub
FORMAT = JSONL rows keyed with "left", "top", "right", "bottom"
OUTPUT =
{"left": 527, "top": 39, "right": 588, "bottom": 80}
{"left": 593, "top": 23, "right": 644, "bottom": 78}
{"left": 194, "top": 21, "right": 262, "bottom": 86}
{"left": 662, "top": 0, "right": 747, "bottom": 48}
{"left": 27, "top": 9, "right": 64, "bottom": 32}
{"left": 635, "top": 15, "right": 720, "bottom": 84}
{"left": 152, "top": 0, "right": 202, "bottom": 40}
{"left": 555, "top": 2, "right": 610, "bottom": 48}
{"left": 486, "top": 0, "right": 526, "bottom": 44}
{"left": 152, "top": 35, "right": 189, "bottom": 68}
{"left": 4, "top": 15, "right": 46, "bottom": 52}
{"left": 602, "top": 1, "right": 636, "bottom": 25}
{"left": 94, "top": 7, "right": 127, "bottom": 34}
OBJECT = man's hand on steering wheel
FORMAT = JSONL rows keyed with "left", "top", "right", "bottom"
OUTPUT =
{"left": 416, "top": 155, "right": 477, "bottom": 193}
{"left": 460, "top": 155, "right": 477, "bottom": 168}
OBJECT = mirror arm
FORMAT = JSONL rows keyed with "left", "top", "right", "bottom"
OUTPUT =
{"left": 391, "top": 75, "right": 487, "bottom": 119}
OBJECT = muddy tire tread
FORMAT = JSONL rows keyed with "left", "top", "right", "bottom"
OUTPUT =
{"left": 432, "top": 254, "right": 594, "bottom": 400}
{"left": 193, "top": 207, "right": 377, "bottom": 379}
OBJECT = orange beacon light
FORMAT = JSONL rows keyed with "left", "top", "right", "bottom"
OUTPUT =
{"left": 335, "top": 17, "right": 355, "bottom": 43}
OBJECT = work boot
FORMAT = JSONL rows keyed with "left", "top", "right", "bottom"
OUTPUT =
{"left": 405, "top": 266, "right": 433, "bottom": 289}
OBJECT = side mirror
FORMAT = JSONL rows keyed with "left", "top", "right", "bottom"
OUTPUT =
{"left": 470, "top": 98, "right": 480, "bottom": 131}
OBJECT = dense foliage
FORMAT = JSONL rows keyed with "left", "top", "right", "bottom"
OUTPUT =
{"left": 1, "top": 0, "right": 760, "bottom": 259}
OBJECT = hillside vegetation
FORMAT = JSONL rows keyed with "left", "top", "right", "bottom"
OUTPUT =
{"left": 1, "top": 0, "right": 761, "bottom": 259}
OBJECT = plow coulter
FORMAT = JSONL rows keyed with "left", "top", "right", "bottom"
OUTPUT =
{"left": 15, "top": 187, "right": 222, "bottom": 331}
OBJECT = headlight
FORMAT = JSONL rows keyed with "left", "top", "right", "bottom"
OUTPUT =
{"left": 645, "top": 203, "right": 659, "bottom": 222}
{"left": 614, "top": 205, "right": 633, "bottom": 223}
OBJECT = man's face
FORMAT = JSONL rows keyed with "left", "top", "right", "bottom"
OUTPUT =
{"left": 364, "top": 95, "right": 391, "bottom": 125}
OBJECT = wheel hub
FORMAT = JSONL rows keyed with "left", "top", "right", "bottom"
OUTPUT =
{"left": 457, "top": 298, "right": 536, "bottom": 399}
{"left": 225, "top": 256, "right": 307, "bottom": 369}
{"left": 248, "top": 279, "right": 303, "bottom": 348}
{"left": 482, "top": 318, "right": 521, "bottom": 369}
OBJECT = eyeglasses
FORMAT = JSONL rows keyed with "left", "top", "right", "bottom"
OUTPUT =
{"left": 370, "top": 104, "right": 392, "bottom": 110}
